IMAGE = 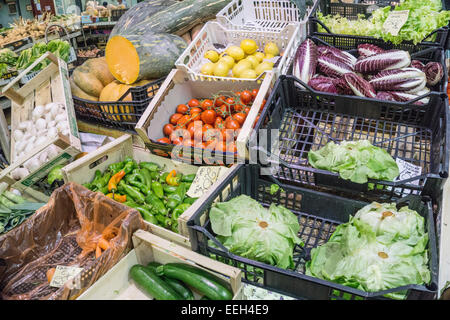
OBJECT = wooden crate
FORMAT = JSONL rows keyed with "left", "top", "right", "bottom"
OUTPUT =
{"left": 62, "top": 134, "right": 235, "bottom": 248}
{"left": 135, "top": 69, "right": 273, "bottom": 161}
{"left": 2, "top": 51, "right": 81, "bottom": 162}
{"left": 76, "top": 229, "right": 243, "bottom": 300}
{"left": 0, "top": 134, "right": 81, "bottom": 202}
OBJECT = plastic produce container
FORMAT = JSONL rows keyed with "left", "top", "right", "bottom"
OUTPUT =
{"left": 311, "top": 0, "right": 449, "bottom": 51}
{"left": 187, "top": 164, "right": 439, "bottom": 300}
{"left": 257, "top": 73, "right": 449, "bottom": 202}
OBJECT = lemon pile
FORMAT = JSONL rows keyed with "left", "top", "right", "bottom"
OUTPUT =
{"left": 200, "top": 39, "right": 280, "bottom": 79}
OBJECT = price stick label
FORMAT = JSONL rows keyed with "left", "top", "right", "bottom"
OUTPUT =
{"left": 187, "top": 166, "right": 229, "bottom": 198}
{"left": 383, "top": 10, "right": 409, "bottom": 36}
{"left": 49, "top": 265, "right": 83, "bottom": 288}
{"left": 392, "top": 158, "right": 422, "bottom": 195}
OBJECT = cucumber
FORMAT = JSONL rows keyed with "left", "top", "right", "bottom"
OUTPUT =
{"left": 157, "top": 263, "right": 233, "bottom": 300}
{"left": 147, "top": 262, "right": 194, "bottom": 300}
{"left": 129, "top": 265, "right": 182, "bottom": 300}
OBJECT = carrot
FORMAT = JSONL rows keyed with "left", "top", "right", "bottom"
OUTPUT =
{"left": 98, "top": 237, "right": 110, "bottom": 251}
{"left": 95, "top": 244, "right": 102, "bottom": 258}
{"left": 46, "top": 267, "right": 56, "bottom": 283}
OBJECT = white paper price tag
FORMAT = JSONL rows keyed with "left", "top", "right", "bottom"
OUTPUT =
{"left": 49, "top": 265, "right": 83, "bottom": 288}
{"left": 383, "top": 10, "right": 409, "bottom": 36}
{"left": 393, "top": 158, "right": 422, "bottom": 195}
{"left": 187, "top": 166, "right": 229, "bottom": 198}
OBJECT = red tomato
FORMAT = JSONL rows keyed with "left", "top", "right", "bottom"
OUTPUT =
{"left": 188, "top": 120, "right": 204, "bottom": 140}
{"left": 233, "top": 113, "right": 246, "bottom": 126}
{"left": 214, "top": 96, "right": 226, "bottom": 108}
{"left": 240, "top": 90, "right": 253, "bottom": 105}
{"left": 225, "top": 118, "right": 240, "bottom": 130}
{"left": 201, "top": 99, "right": 214, "bottom": 111}
{"left": 214, "top": 141, "right": 226, "bottom": 152}
{"left": 251, "top": 89, "right": 259, "bottom": 100}
{"left": 214, "top": 117, "right": 224, "bottom": 129}
{"left": 234, "top": 103, "right": 245, "bottom": 112}
{"left": 253, "top": 115, "right": 260, "bottom": 128}
{"left": 189, "top": 107, "right": 203, "bottom": 115}
{"left": 201, "top": 109, "right": 217, "bottom": 125}
{"left": 176, "top": 104, "right": 189, "bottom": 114}
{"left": 170, "top": 113, "right": 183, "bottom": 125}
{"left": 176, "top": 115, "right": 191, "bottom": 128}
{"left": 188, "top": 99, "right": 200, "bottom": 108}
{"left": 163, "top": 123, "right": 174, "bottom": 136}
{"left": 225, "top": 97, "right": 235, "bottom": 111}
{"left": 260, "top": 99, "right": 266, "bottom": 112}
{"left": 244, "top": 106, "right": 251, "bottom": 114}
{"left": 157, "top": 137, "right": 170, "bottom": 144}
{"left": 172, "top": 137, "right": 183, "bottom": 145}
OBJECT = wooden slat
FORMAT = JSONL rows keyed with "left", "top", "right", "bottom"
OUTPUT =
{"left": 439, "top": 179, "right": 450, "bottom": 297}
{"left": 34, "top": 79, "right": 52, "bottom": 107}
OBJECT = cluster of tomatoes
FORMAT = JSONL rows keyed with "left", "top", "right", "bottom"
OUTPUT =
{"left": 157, "top": 89, "right": 265, "bottom": 153}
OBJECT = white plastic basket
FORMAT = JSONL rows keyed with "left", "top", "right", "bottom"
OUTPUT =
{"left": 216, "top": 0, "right": 318, "bottom": 33}
{"left": 175, "top": 21, "right": 301, "bottom": 82}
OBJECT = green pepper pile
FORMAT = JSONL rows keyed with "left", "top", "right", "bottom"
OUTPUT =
{"left": 83, "top": 156, "right": 198, "bottom": 233}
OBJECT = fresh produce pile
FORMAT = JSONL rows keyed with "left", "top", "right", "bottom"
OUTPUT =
{"left": 83, "top": 157, "right": 198, "bottom": 233}
{"left": 306, "top": 201, "right": 431, "bottom": 299}
{"left": 0, "top": 13, "right": 80, "bottom": 47}
{"left": 130, "top": 262, "right": 233, "bottom": 300}
{"left": 209, "top": 194, "right": 303, "bottom": 269}
{"left": 77, "top": 47, "right": 101, "bottom": 58}
{"left": 11, "top": 102, "right": 69, "bottom": 161}
{"left": 16, "top": 39, "right": 71, "bottom": 72}
{"left": 157, "top": 90, "right": 265, "bottom": 152}
{"left": 0, "top": 183, "right": 46, "bottom": 235}
{"left": 82, "top": 0, "right": 126, "bottom": 18}
{"left": 0, "top": 48, "right": 18, "bottom": 78}
{"left": 308, "top": 140, "right": 400, "bottom": 184}
{"left": 106, "top": 0, "right": 230, "bottom": 84}
{"left": 293, "top": 39, "right": 444, "bottom": 103}
{"left": 316, "top": 0, "right": 450, "bottom": 45}
{"left": 199, "top": 39, "right": 281, "bottom": 79}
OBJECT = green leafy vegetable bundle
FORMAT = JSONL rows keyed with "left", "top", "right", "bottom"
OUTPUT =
{"left": 317, "top": 0, "right": 450, "bottom": 44}
{"left": 308, "top": 140, "right": 399, "bottom": 184}
{"left": 0, "top": 48, "right": 18, "bottom": 78}
{"left": 209, "top": 195, "right": 303, "bottom": 269}
{"left": 305, "top": 202, "right": 431, "bottom": 299}
{"left": 16, "top": 39, "right": 71, "bottom": 72}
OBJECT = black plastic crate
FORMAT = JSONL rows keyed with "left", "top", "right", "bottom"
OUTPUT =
{"left": 72, "top": 77, "right": 165, "bottom": 133}
{"left": 187, "top": 164, "right": 439, "bottom": 300}
{"left": 110, "top": 8, "right": 128, "bottom": 21}
{"left": 312, "top": 0, "right": 449, "bottom": 50}
{"left": 256, "top": 72, "right": 449, "bottom": 202}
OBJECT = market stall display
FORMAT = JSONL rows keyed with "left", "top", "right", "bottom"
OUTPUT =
{"left": 0, "top": 183, "right": 145, "bottom": 300}
{"left": 187, "top": 164, "right": 438, "bottom": 300}
{"left": 77, "top": 230, "right": 242, "bottom": 300}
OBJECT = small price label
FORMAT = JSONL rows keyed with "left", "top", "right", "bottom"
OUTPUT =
{"left": 49, "top": 265, "right": 83, "bottom": 288}
{"left": 383, "top": 10, "right": 409, "bottom": 36}
{"left": 393, "top": 158, "right": 422, "bottom": 195}
{"left": 186, "top": 166, "right": 229, "bottom": 198}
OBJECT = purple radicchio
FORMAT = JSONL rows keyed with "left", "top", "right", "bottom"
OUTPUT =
{"left": 423, "top": 62, "right": 444, "bottom": 86}
{"left": 354, "top": 50, "right": 411, "bottom": 73}
{"left": 317, "top": 45, "right": 357, "bottom": 67}
{"left": 390, "top": 90, "right": 430, "bottom": 105}
{"left": 357, "top": 44, "right": 384, "bottom": 58}
{"left": 376, "top": 91, "right": 396, "bottom": 102}
{"left": 333, "top": 77, "right": 354, "bottom": 95}
{"left": 308, "top": 76, "right": 338, "bottom": 93}
{"left": 369, "top": 68, "right": 426, "bottom": 93}
{"left": 293, "top": 39, "right": 318, "bottom": 85}
{"left": 318, "top": 55, "right": 354, "bottom": 78}
{"left": 411, "top": 60, "right": 425, "bottom": 71}
{"left": 343, "top": 72, "right": 376, "bottom": 98}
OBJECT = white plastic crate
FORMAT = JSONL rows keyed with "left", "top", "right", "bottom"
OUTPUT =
{"left": 216, "top": 0, "right": 318, "bottom": 34}
{"left": 175, "top": 21, "right": 301, "bottom": 82}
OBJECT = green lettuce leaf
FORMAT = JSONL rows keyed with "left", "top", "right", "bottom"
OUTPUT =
{"left": 308, "top": 140, "right": 399, "bottom": 184}
{"left": 210, "top": 195, "right": 303, "bottom": 269}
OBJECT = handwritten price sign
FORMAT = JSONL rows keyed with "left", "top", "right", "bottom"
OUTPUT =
{"left": 383, "top": 10, "right": 409, "bottom": 36}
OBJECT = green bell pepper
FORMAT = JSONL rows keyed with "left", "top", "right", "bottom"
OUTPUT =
{"left": 123, "top": 161, "right": 136, "bottom": 174}
{"left": 140, "top": 162, "right": 160, "bottom": 172}
{"left": 118, "top": 181, "right": 145, "bottom": 204}
{"left": 139, "top": 168, "right": 153, "bottom": 188}
{"left": 172, "top": 203, "right": 191, "bottom": 220}
{"left": 183, "top": 197, "right": 198, "bottom": 205}
{"left": 163, "top": 185, "right": 178, "bottom": 194}
{"left": 166, "top": 184, "right": 186, "bottom": 210}
{"left": 126, "top": 172, "right": 151, "bottom": 194}
{"left": 159, "top": 172, "right": 169, "bottom": 184}
{"left": 145, "top": 193, "right": 167, "bottom": 215}
{"left": 181, "top": 174, "right": 196, "bottom": 183}
{"left": 151, "top": 181, "right": 164, "bottom": 199}
{"left": 108, "top": 161, "right": 125, "bottom": 175}
{"left": 150, "top": 171, "right": 160, "bottom": 181}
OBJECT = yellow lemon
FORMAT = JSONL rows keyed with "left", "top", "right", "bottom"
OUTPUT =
{"left": 264, "top": 42, "right": 280, "bottom": 56}
{"left": 219, "top": 55, "right": 235, "bottom": 69}
{"left": 240, "top": 39, "right": 258, "bottom": 55}
{"left": 239, "top": 69, "right": 258, "bottom": 79}
{"left": 226, "top": 46, "right": 245, "bottom": 61}
{"left": 245, "top": 55, "right": 259, "bottom": 69}
{"left": 200, "top": 62, "right": 216, "bottom": 75}
{"left": 255, "top": 61, "right": 274, "bottom": 75}
{"left": 232, "top": 62, "right": 251, "bottom": 77}
{"left": 213, "top": 62, "right": 230, "bottom": 77}
{"left": 204, "top": 50, "right": 220, "bottom": 63}
{"left": 264, "top": 54, "right": 275, "bottom": 61}
{"left": 253, "top": 52, "right": 265, "bottom": 63}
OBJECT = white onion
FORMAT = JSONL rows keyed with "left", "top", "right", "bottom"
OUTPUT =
{"left": 32, "top": 105, "right": 44, "bottom": 120}
{"left": 15, "top": 140, "right": 26, "bottom": 153}
{"left": 24, "top": 157, "right": 40, "bottom": 172}
{"left": 18, "top": 121, "right": 32, "bottom": 130}
{"left": 55, "top": 113, "right": 67, "bottom": 122}
{"left": 47, "top": 127, "right": 57, "bottom": 137}
{"left": 11, "top": 167, "right": 29, "bottom": 180}
{"left": 28, "top": 136, "right": 36, "bottom": 145}
{"left": 45, "top": 102, "right": 58, "bottom": 112}
{"left": 35, "top": 118, "right": 46, "bottom": 131}
{"left": 13, "top": 130, "right": 23, "bottom": 141}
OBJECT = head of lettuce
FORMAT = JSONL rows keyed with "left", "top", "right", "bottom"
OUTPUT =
{"left": 209, "top": 195, "right": 303, "bottom": 269}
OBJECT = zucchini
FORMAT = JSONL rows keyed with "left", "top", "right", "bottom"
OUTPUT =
{"left": 157, "top": 263, "right": 233, "bottom": 300}
{"left": 129, "top": 265, "right": 182, "bottom": 300}
{"left": 147, "top": 262, "right": 194, "bottom": 300}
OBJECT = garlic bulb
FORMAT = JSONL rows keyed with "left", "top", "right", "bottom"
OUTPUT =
{"left": 13, "top": 130, "right": 23, "bottom": 141}
{"left": 35, "top": 118, "right": 46, "bottom": 131}
{"left": 32, "top": 105, "right": 44, "bottom": 120}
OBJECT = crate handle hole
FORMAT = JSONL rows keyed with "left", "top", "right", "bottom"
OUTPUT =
{"left": 89, "top": 155, "right": 108, "bottom": 169}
